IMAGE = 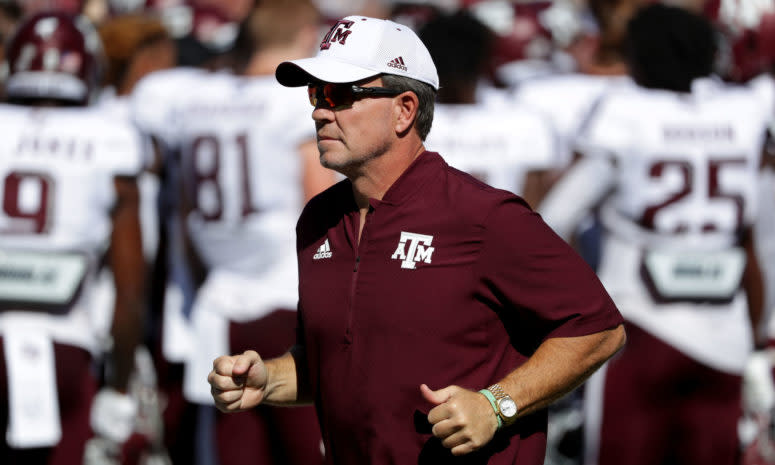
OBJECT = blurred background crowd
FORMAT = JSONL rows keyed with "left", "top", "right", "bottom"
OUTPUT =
{"left": 1, "top": 0, "right": 775, "bottom": 464}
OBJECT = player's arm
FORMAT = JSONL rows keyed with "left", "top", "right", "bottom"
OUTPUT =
{"left": 521, "top": 167, "right": 563, "bottom": 210}
{"left": 299, "top": 138, "right": 336, "bottom": 201}
{"left": 177, "top": 161, "right": 209, "bottom": 288}
{"left": 209, "top": 344, "right": 313, "bottom": 412}
{"left": 745, "top": 143, "right": 775, "bottom": 348}
{"left": 739, "top": 160, "right": 774, "bottom": 418}
{"left": 537, "top": 153, "right": 616, "bottom": 240}
{"left": 108, "top": 175, "right": 147, "bottom": 391}
{"left": 743, "top": 224, "right": 766, "bottom": 348}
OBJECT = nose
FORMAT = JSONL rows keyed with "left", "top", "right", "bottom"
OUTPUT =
{"left": 312, "top": 105, "right": 334, "bottom": 123}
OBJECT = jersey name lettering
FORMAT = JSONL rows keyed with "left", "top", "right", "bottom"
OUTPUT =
{"left": 663, "top": 125, "right": 734, "bottom": 142}
{"left": 15, "top": 135, "right": 94, "bottom": 161}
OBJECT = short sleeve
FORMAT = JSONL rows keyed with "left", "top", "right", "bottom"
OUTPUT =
{"left": 130, "top": 68, "right": 201, "bottom": 149}
{"left": 95, "top": 120, "right": 145, "bottom": 177}
{"left": 574, "top": 95, "right": 634, "bottom": 160}
{"left": 476, "top": 198, "right": 622, "bottom": 344}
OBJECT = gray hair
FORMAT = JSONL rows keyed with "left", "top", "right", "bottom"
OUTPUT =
{"left": 381, "top": 74, "right": 436, "bottom": 141}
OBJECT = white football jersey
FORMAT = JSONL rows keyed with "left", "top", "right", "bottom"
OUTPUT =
{"left": 576, "top": 77, "right": 769, "bottom": 373}
{"left": 167, "top": 71, "right": 314, "bottom": 275}
{"left": 425, "top": 99, "right": 557, "bottom": 197}
{"left": 133, "top": 69, "right": 318, "bottom": 402}
{"left": 513, "top": 73, "right": 628, "bottom": 167}
{"left": 0, "top": 103, "right": 144, "bottom": 352}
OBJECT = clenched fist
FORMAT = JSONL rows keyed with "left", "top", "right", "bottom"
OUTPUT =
{"left": 208, "top": 350, "right": 268, "bottom": 413}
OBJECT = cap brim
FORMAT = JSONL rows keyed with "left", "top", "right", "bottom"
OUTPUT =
{"left": 276, "top": 57, "right": 381, "bottom": 87}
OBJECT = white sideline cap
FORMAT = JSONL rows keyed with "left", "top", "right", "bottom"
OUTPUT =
{"left": 276, "top": 16, "right": 439, "bottom": 90}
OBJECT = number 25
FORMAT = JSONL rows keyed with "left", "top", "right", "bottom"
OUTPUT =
{"left": 640, "top": 158, "right": 745, "bottom": 232}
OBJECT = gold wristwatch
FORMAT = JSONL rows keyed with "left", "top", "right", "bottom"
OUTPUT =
{"left": 486, "top": 383, "right": 518, "bottom": 426}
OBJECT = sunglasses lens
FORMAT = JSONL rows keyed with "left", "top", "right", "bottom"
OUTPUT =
{"left": 308, "top": 84, "right": 354, "bottom": 109}
{"left": 324, "top": 84, "right": 353, "bottom": 108}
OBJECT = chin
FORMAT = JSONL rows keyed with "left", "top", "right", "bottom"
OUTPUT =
{"left": 319, "top": 151, "right": 345, "bottom": 170}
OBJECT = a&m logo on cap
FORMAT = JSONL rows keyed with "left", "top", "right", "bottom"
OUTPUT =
{"left": 320, "top": 19, "right": 354, "bottom": 50}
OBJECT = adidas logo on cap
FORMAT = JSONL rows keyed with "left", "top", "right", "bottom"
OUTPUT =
{"left": 387, "top": 56, "right": 407, "bottom": 72}
{"left": 313, "top": 239, "right": 332, "bottom": 260}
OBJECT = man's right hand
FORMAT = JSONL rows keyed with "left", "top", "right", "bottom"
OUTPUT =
{"left": 208, "top": 350, "right": 268, "bottom": 412}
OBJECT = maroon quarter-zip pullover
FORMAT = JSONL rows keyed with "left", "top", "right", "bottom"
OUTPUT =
{"left": 296, "top": 152, "right": 622, "bottom": 465}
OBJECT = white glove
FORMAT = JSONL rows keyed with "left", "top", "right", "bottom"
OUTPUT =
{"left": 743, "top": 351, "right": 775, "bottom": 414}
{"left": 89, "top": 388, "right": 138, "bottom": 443}
{"left": 83, "top": 436, "right": 121, "bottom": 465}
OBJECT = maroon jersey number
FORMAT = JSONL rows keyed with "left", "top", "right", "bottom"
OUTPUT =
{"left": 2, "top": 171, "right": 54, "bottom": 234}
{"left": 187, "top": 133, "right": 259, "bottom": 222}
{"left": 640, "top": 157, "right": 747, "bottom": 233}
{"left": 640, "top": 160, "right": 692, "bottom": 232}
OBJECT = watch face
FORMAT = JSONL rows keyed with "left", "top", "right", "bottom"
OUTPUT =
{"left": 499, "top": 398, "right": 518, "bottom": 418}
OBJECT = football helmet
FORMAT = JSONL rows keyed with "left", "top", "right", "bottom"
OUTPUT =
{"left": 712, "top": 0, "right": 775, "bottom": 81}
{"left": 160, "top": 3, "right": 237, "bottom": 51}
{"left": 4, "top": 11, "right": 103, "bottom": 104}
{"left": 465, "top": 0, "right": 590, "bottom": 85}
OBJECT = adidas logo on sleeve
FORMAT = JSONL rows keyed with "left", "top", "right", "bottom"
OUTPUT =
{"left": 313, "top": 239, "right": 332, "bottom": 260}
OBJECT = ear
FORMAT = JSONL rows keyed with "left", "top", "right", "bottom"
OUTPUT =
{"left": 393, "top": 91, "right": 419, "bottom": 136}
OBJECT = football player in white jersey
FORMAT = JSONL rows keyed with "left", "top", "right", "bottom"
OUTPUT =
{"left": 714, "top": 2, "right": 775, "bottom": 461}
{"left": 90, "top": 13, "right": 180, "bottom": 465}
{"left": 131, "top": 1, "right": 334, "bottom": 464}
{"left": 0, "top": 11, "right": 146, "bottom": 464}
{"left": 419, "top": 11, "right": 557, "bottom": 208}
{"left": 539, "top": 5, "right": 769, "bottom": 464}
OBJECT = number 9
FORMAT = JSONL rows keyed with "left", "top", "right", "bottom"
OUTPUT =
{"left": 2, "top": 171, "right": 53, "bottom": 234}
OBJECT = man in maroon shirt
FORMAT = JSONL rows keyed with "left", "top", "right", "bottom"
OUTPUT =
{"left": 208, "top": 15, "right": 626, "bottom": 465}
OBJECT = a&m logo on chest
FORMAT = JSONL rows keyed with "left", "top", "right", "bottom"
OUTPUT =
{"left": 390, "top": 231, "right": 434, "bottom": 269}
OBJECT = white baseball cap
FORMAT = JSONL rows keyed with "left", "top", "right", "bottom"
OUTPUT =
{"left": 276, "top": 16, "right": 439, "bottom": 90}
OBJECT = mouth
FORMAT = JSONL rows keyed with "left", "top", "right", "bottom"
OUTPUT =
{"left": 317, "top": 134, "right": 338, "bottom": 143}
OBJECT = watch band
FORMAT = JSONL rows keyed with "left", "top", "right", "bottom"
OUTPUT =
{"left": 487, "top": 383, "right": 507, "bottom": 401}
{"left": 478, "top": 389, "right": 503, "bottom": 428}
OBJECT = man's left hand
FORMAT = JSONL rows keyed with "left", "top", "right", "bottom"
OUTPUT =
{"left": 421, "top": 384, "right": 498, "bottom": 456}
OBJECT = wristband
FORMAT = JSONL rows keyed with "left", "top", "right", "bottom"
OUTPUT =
{"left": 478, "top": 389, "right": 503, "bottom": 429}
